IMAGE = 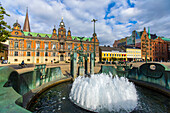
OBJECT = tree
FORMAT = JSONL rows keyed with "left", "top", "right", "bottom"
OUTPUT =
{"left": 0, "top": 3, "right": 11, "bottom": 52}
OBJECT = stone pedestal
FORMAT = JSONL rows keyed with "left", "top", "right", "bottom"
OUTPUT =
{"left": 78, "top": 66, "right": 85, "bottom": 76}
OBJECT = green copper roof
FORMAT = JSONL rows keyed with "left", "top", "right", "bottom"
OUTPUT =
{"left": 23, "top": 31, "right": 92, "bottom": 41}
{"left": 148, "top": 27, "right": 151, "bottom": 39}
{"left": 162, "top": 37, "right": 170, "bottom": 41}
{"left": 71, "top": 36, "right": 92, "bottom": 41}
{"left": 23, "top": 32, "right": 52, "bottom": 38}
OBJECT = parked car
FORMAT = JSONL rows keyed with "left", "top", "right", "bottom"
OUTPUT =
{"left": 1, "top": 60, "right": 8, "bottom": 64}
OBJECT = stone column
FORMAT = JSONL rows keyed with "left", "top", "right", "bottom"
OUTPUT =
{"left": 71, "top": 52, "right": 77, "bottom": 79}
{"left": 85, "top": 56, "right": 88, "bottom": 74}
{"left": 90, "top": 53, "right": 94, "bottom": 75}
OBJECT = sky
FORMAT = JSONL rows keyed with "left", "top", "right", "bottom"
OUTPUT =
{"left": 1, "top": 0, "right": 170, "bottom": 46}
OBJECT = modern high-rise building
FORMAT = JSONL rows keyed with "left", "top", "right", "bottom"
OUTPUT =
{"left": 7, "top": 9, "right": 99, "bottom": 64}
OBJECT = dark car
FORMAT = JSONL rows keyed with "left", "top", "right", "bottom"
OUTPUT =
{"left": 1, "top": 60, "right": 8, "bottom": 64}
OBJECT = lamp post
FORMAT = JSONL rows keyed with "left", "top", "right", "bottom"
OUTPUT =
{"left": 144, "top": 35, "right": 147, "bottom": 63}
{"left": 91, "top": 19, "right": 97, "bottom": 66}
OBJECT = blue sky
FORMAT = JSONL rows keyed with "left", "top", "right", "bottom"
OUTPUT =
{"left": 1, "top": 0, "right": 170, "bottom": 45}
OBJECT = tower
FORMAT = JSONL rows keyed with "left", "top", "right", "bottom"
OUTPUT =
{"left": 67, "top": 27, "right": 72, "bottom": 40}
{"left": 11, "top": 20, "right": 23, "bottom": 36}
{"left": 23, "top": 8, "right": 31, "bottom": 32}
{"left": 58, "top": 17, "right": 66, "bottom": 39}
{"left": 51, "top": 25, "right": 57, "bottom": 39}
{"left": 148, "top": 27, "right": 151, "bottom": 39}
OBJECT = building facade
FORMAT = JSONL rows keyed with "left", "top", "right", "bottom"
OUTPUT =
{"left": 101, "top": 51, "right": 127, "bottom": 62}
{"left": 113, "top": 37, "right": 127, "bottom": 48}
{"left": 126, "top": 47, "right": 141, "bottom": 62}
{"left": 141, "top": 27, "right": 168, "bottom": 61}
{"left": 8, "top": 10, "right": 99, "bottom": 64}
{"left": 99, "top": 46, "right": 127, "bottom": 62}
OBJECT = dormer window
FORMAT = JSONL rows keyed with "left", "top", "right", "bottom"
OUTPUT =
{"left": 28, "top": 33, "right": 32, "bottom": 36}
{"left": 45, "top": 35, "right": 49, "bottom": 38}
{"left": 37, "top": 34, "right": 41, "bottom": 37}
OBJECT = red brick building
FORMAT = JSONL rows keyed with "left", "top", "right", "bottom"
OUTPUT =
{"left": 141, "top": 27, "right": 168, "bottom": 61}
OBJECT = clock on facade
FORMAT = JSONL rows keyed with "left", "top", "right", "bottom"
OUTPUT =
{"left": 61, "top": 23, "right": 63, "bottom": 25}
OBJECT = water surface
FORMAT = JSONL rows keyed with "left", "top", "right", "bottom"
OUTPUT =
{"left": 28, "top": 81, "right": 170, "bottom": 113}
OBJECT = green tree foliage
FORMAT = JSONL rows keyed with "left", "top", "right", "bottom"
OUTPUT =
{"left": 0, "top": 3, "right": 11, "bottom": 51}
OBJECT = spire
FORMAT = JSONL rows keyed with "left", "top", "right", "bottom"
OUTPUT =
{"left": 144, "top": 27, "right": 146, "bottom": 32}
{"left": 148, "top": 27, "right": 151, "bottom": 39}
{"left": 23, "top": 7, "right": 31, "bottom": 32}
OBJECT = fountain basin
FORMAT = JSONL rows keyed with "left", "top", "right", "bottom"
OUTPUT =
{"left": 69, "top": 74, "right": 138, "bottom": 113}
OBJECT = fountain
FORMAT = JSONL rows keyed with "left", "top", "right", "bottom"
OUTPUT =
{"left": 69, "top": 73, "right": 138, "bottom": 112}
{"left": 0, "top": 37, "right": 169, "bottom": 112}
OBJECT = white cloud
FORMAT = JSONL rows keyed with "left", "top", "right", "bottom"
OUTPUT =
{"left": 1, "top": 0, "right": 170, "bottom": 46}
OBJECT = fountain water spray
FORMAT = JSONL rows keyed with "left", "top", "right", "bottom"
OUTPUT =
{"left": 69, "top": 73, "right": 138, "bottom": 112}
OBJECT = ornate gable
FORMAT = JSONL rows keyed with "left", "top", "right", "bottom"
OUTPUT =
{"left": 11, "top": 20, "right": 23, "bottom": 36}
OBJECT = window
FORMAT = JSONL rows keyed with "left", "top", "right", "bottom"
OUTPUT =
{"left": 36, "top": 52, "right": 40, "bottom": 56}
{"left": 27, "top": 43, "right": 31, "bottom": 48}
{"left": 87, "top": 45, "right": 89, "bottom": 51}
{"left": 45, "top": 43, "right": 48, "bottom": 49}
{"left": 53, "top": 52, "right": 56, "bottom": 57}
{"left": 107, "top": 54, "right": 108, "bottom": 56}
{"left": 110, "top": 54, "right": 111, "bottom": 56}
{"left": 27, "top": 59, "right": 30, "bottom": 61}
{"left": 27, "top": 52, "right": 31, "bottom": 56}
{"left": 14, "top": 51, "right": 18, "bottom": 56}
{"left": 14, "top": 42, "right": 18, "bottom": 48}
{"left": 61, "top": 44, "right": 63, "bottom": 49}
{"left": 104, "top": 54, "right": 105, "bottom": 56}
{"left": 52, "top": 44, "right": 56, "bottom": 49}
{"left": 53, "top": 59, "right": 56, "bottom": 61}
{"left": 68, "top": 52, "right": 70, "bottom": 57}
{"left": 45, "top": 52, "right": 48, "bottom": 56}
{"left": 14, "top": 59, "right": 18, "bottom": 62}
{"left": 45, "top": 59, "right": 48, "bottom": 61}
{"left": 68, "top": 45, "right": 70, "bottom": 50}
{"left": 74, "top": 44, "right": 77, "bottom": 49}
{"left": 36, "top": 43, "right": 40, "bottom": 49}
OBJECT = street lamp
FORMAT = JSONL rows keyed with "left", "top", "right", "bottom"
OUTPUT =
{"left": 144, "top": 35, "right": 147, "bottom": 63}
{"left": 91, "top": 19, "right": 97, "bottom": 66}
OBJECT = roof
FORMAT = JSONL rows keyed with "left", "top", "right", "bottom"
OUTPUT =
{"left": 23, "top": 32, "right": 52, "bottom": 38}
{"left": 71, "top": 36, "right": 92, "bottom": 41}
{"left": 162, "top": 37, "right": 170, "bottom": 42}
{"left": 99, "top": 46, "right": 124, "bottom": 52}
{"left": 123, "top": 46, "right": 141, "bottom": 49}
{"left": 23, "top": 32, "right": 92, "bottom": 41}
{"left": 150, "top": 34, "right": 157, "bottom": 39}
